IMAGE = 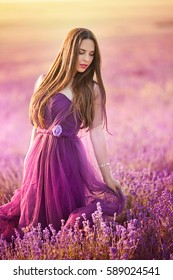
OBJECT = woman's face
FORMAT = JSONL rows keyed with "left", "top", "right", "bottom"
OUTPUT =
{"left": 75, "top": 39, "right": 95, "bottom": 73}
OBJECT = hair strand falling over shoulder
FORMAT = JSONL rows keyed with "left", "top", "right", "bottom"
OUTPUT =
{"left": 29, "top": 27, "right": 108, "bottom": 130}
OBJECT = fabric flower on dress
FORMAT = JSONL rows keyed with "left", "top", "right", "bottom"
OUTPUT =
{"left": 52, "top": 124, "right": 62, "bottom": 137}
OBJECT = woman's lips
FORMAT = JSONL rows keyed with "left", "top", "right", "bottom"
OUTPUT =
{"left": 80, "top": 64, "right": 88, "bottom": 69}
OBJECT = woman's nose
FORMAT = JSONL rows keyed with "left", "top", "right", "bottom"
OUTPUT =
{"left": 83, "top": 54, "right": 90, "bottom": 62}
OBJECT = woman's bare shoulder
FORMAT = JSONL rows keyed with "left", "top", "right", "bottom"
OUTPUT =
{"left": 34, "top": 74, "right": 46, "bottom": 92}
{"left": 93, "top": 81, "right": 101, "bottom": 97}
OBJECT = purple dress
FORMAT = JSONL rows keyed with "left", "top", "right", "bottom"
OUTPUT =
{"left": 0, "top": 93, "right": 125, "bottom": 241}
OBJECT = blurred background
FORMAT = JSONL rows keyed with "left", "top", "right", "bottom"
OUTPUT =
{"left": 0, "top": 0, "right": 173, "bottom": 160}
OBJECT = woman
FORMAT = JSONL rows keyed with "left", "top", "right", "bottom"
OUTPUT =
{"left": 0, "top": 28, "right": 125, "bottom": 241}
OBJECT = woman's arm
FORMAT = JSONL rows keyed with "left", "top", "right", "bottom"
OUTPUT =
{"left": 24, "top": 126, "right": 37, "bottom": 160}
{"left": 23, "top": 74, "right": 45, "bottom": 173}
{"left": 90, "top": 124, "right": 121, "bottom": 192}
{"left": 89, "top": 84, "right": 121, "bottom": 192}
{"left": 23, "top": 125, "right": 37, "bottom": 177}
{"left": 89, "top": 124, "right": 111, "bottom": 180}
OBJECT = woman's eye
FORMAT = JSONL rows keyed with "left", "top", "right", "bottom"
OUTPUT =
{"left": 79, "top": 51, "right": 94, "bottom": 56}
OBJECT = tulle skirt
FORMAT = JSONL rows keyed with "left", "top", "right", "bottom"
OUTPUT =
{"left": 0, "top": 132, "right": 125, "bottom": 242}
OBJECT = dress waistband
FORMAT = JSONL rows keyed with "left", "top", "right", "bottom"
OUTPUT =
{"left": 37, "top": 126, "right": 78, "bottom": 139}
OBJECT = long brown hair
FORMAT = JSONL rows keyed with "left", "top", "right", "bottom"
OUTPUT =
{"left": 29, "top": 27, "right": 107, "bottom": 129}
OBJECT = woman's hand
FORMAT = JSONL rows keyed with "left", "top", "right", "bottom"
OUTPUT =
{"left": 104, "top": 176, "right": 122, "bottom": 194}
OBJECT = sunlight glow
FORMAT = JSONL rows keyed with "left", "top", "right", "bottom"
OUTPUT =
{"left": 0, "top": 0, "right": 172, "bottom": 5}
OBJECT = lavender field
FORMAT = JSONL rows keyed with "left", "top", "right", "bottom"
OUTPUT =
{"left": 0, "top": 0, "right": 173, "bottom": 260}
